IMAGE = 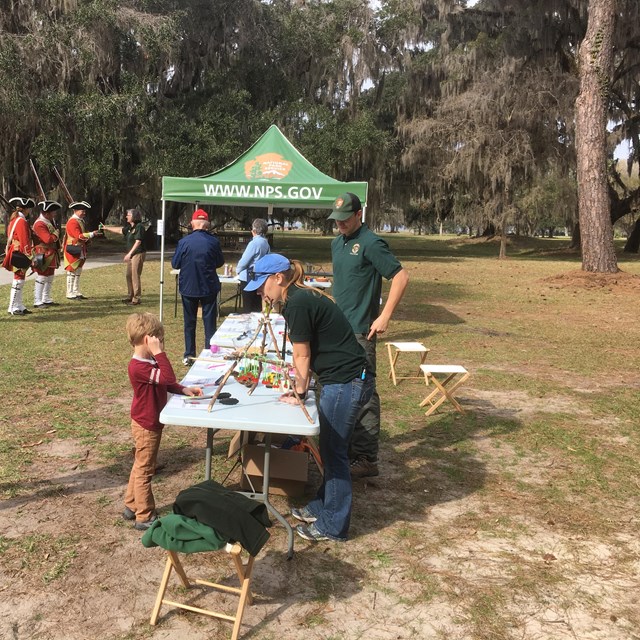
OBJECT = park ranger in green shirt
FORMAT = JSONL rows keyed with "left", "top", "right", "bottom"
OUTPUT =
{"left": 122, "top": 208, "right": 147, "bottom": 305}
{"left": 329, "top": 192, "right": 409, "bottom": 478}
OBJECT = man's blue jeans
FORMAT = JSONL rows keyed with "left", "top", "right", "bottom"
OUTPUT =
{"left": 181, "top": 294, "right": 218, "bottom": 359}
{"left": 306, "top": 374, "right": 374, "bottom": 540}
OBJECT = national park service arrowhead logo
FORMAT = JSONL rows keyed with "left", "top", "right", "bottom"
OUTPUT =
{"left": 334, "top": 197, "right": 344, "bottom": 209}
{"left": 245, "top": 153, "right": 293, "bottom": 180}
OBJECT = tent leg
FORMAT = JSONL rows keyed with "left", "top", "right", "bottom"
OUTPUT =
{"left": 159, "top": 199, "right": 166, "bottom": 321}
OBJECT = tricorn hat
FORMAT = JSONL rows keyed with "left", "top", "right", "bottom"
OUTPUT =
{"left": 9, "top": 197, "right": 36, "bottom": 209}
{"left": 69, "top": 201, "right": 91, "bottom": 211}
{"left": 39, "top": 200, "right": 62, "bottom": 213}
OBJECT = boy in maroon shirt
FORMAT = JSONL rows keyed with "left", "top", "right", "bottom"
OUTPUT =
{"left": 123, "top": 312, "right": 202, "bottom": 530}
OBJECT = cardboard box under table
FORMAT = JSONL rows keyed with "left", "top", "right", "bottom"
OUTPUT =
{"left": 228, "top": 431, "right": 308, "bottom": 497}
{"left": 160, "top": 345, "right": 319, "bottom": 557}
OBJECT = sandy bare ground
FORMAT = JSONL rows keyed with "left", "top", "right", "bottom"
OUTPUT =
{"left": 1, "top": 377, "right": 638, "bottom": 640}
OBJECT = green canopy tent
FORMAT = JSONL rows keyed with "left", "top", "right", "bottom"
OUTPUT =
{"left": 159, "top": 125, "right": 368, "bottom": 319}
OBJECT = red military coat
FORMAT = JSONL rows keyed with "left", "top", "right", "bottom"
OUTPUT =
{"left": 33, "top": 214, "right": 60, "bottom": 275}
{"left": 2, "top": 213, "right": 33, "bottom": 276}
{"left": 63, "top": 215, "right": 92, "bottom": 271}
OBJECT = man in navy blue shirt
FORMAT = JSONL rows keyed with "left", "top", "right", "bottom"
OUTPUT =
{"left": 171, "top": 209, "right": 225, "bottom": 364}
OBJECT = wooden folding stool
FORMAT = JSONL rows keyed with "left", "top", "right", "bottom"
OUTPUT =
{"left": 386, "top": 341, "right": 430, "bottom": 386}
{"left": 419, "top": 364, "right": 470, "bottom": 416}
{"left": 150, "top": 542, "right": 255, "bottom": 640}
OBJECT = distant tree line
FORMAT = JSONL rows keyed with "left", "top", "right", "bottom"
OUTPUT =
{"left": 0, "top": 0, "right": 637, "bottom": 271}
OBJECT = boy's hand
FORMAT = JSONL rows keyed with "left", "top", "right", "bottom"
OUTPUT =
{"left": 146, "top": 335, "right": 163, "bottom": 356}
{"left": 184, "top": 386, "right": 203, "bottom": 397}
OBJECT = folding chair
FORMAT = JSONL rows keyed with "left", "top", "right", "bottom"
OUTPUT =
{"left": 386, "top": 342, "right": 430, "bottom": 386}
{"left": 419, "top": 364, "right": 470, "bottom": 416}
{"left": 150, "top": 542, "right": 255, "bottom": 640}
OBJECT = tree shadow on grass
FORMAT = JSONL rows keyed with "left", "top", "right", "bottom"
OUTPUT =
{"left": 348, "top": 407, "right": 523, "bottom": 540}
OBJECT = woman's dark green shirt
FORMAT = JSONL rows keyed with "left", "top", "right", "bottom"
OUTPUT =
{"left": 283, "top": 286, "right": 366, "bottom": 385}
{"left": 123, "top": 222, "right": 146, "bottom": 255}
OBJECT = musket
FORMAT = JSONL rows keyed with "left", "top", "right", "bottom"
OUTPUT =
{"left": 28, "top": 160, "right": 63, "bottom": 260}
{"left": 52, "top": 166, "right": 74, "bottom": 205}
{"left": 52, "top": 166, "right": 104, "bottom": 237}
{"left": 29, "top": 159, "right": 47, "bottom": 203}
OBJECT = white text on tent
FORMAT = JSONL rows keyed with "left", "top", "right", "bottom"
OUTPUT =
{"left": 203, "top": 184, "right": 323, "bottom": 200}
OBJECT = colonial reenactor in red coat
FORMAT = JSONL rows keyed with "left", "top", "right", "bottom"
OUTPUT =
{"left": 2, "top": 197, "right": 35, "bottom": 315}
{"left": 32, "top": 200, "right": 62, "bottom": 307}
{"left": 63, "top": 201, "right": 100, "bottom": 300}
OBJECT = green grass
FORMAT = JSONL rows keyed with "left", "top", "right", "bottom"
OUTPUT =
{"left": 1, "top": 232, "right": 639, "bottom": 639}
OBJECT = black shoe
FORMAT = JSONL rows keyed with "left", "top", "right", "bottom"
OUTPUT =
{"left": 34, "top": 303, "right": 44, "bottom": 308}
{"left": 121, "top": 298, "right": 132, "bottom": 303}
{"left": 133, "top": 515, "right": 158, "bottom": 531}
{"left": 122, "top": 507, "right": 136, "bottom": 521}
{"left": 74, "top": 295, "right": 87, "bottom": 300}
{"left": 8, "top": 309, "right": 27, "bottom": 316}
{"left": 21, "top": 308, "right": 32, "bottom": 314}
{"left": 126, "top": 300, "right": 141, "bottom": 306}
{"left": 42, "top": 302, "right": 59, "bottom": 306}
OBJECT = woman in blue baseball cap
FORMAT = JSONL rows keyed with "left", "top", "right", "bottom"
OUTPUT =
{"left": 245, "top": 253, "right": 373, "bottom": 542}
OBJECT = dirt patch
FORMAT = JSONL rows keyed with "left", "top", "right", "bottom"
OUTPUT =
{"left": 465, "top": 388, "right": 590, "bottom": 419}
{"left": 543, "top": 269, "right": 640, "bottom": 291}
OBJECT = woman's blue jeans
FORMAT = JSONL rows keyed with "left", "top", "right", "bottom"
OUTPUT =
{"left": 306, "top": 374, "right": 374, "bottom": 540}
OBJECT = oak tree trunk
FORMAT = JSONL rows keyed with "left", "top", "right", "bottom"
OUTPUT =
{"left": 499, "top": 228, "right": 507, "bottom": 259}
{"left": 575, "top": 0, "right": 618, "bottom": 273}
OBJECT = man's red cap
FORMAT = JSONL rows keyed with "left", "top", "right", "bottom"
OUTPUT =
{"left": 192, "top": 209, "right": 208, "bottom": 221}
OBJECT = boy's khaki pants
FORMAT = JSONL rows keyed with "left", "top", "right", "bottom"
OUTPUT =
{"left": 125, "top": 420, "right": 162, "bottom": 522}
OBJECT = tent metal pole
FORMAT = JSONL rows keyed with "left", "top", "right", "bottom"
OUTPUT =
{"left": 267, "top": 203, "right": 274, "bottom": 239}
{"left": 159, "top": 199, "right": 166, "bottom": 321}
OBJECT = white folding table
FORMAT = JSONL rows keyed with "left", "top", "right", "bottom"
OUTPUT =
{"left": 160, "top": 315, "right": 319, "bottom": 557}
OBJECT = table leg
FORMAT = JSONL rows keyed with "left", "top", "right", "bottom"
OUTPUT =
{"left": 262, "top": 434, "right": 295, "bottom": 559}
{"left": 238, "top": 434, "right": 295, "bottom": 559}
{"left": 205, "top": 428, "right": 215, "bottom": 481}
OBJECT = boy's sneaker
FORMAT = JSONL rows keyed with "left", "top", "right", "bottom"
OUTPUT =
{"left": 122, "top": 507, "right": 136, "bottom": 521}
{"left": 291, "top": 506, "right": 317, "bottom": 523}
{"left": 133, "top": 515, "right": 158, "bottom": 531}
{"left": 350, "top": 456, "right": 379, "bottom": 478}
{"left": 295, "top": 523, "right": 329, "bottom": 542}
{"left": 182, "top": 357, "right": 191, "bottom": 366}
